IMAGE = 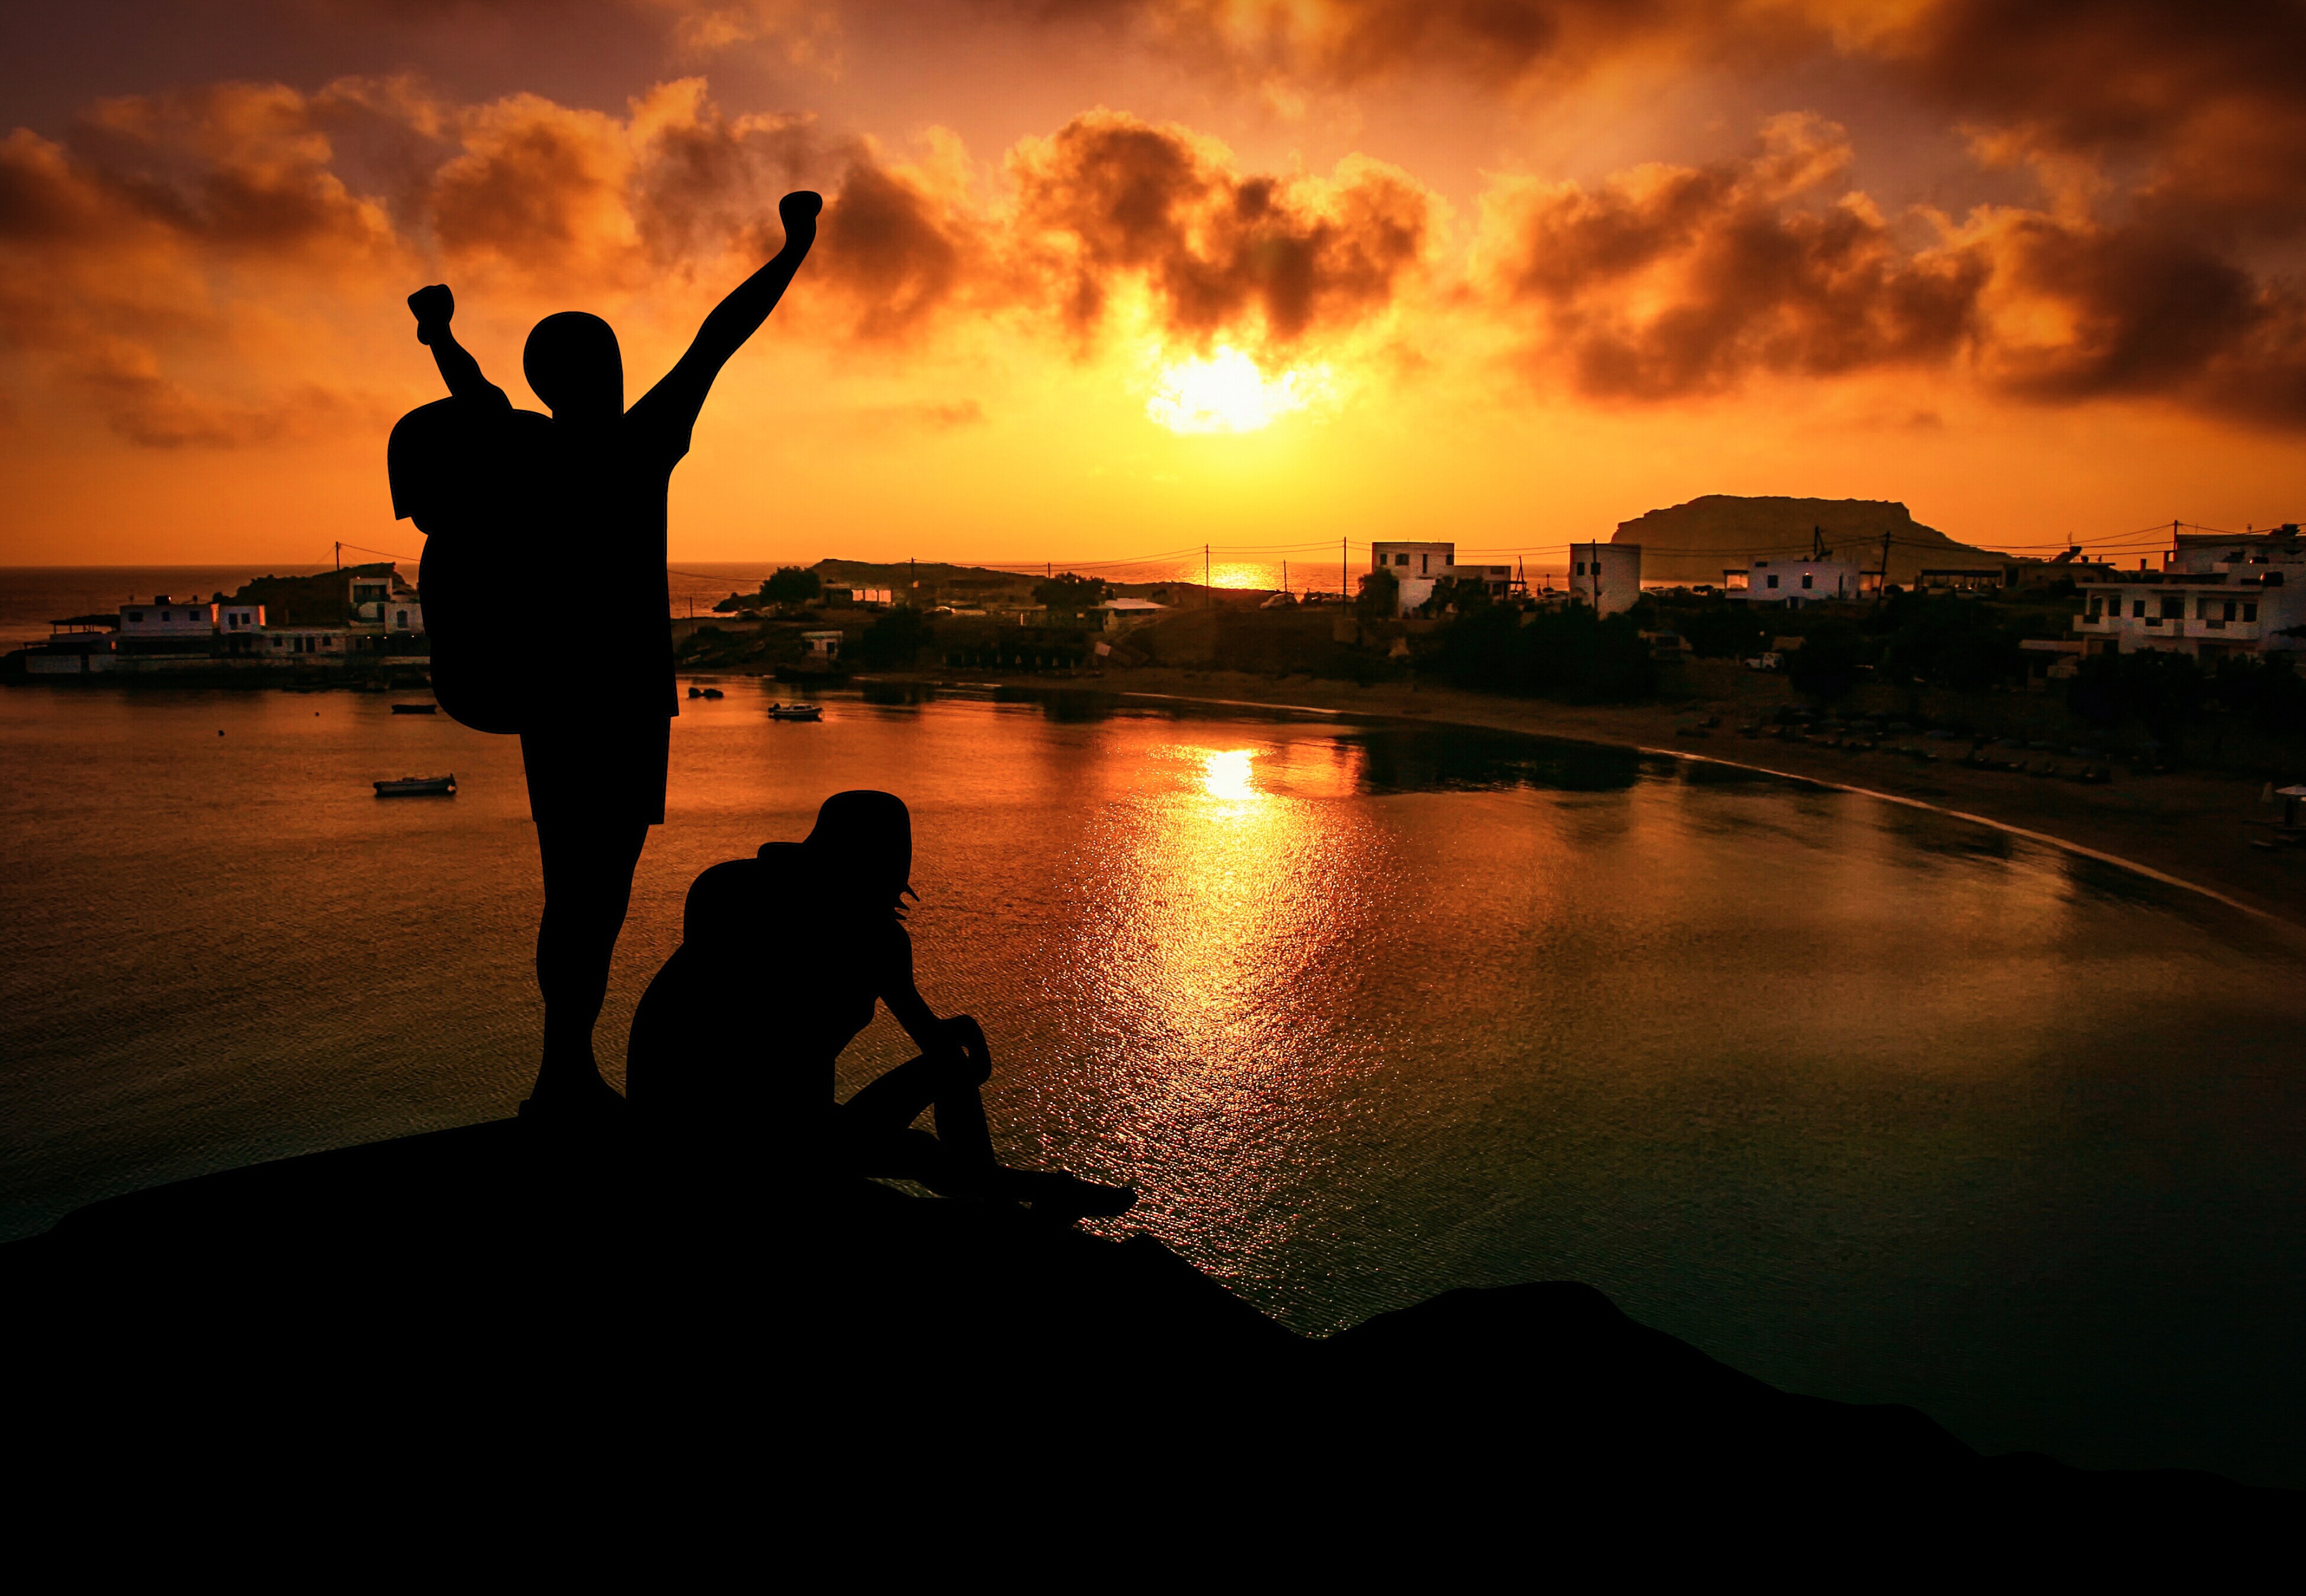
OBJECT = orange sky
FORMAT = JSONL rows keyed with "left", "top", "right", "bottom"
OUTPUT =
{"left": 4, "top": 1, "right": 2304, "bottom": 569}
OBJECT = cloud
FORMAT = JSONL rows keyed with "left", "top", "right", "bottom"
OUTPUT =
{"left": 1006, "top": 111, "right": 1436, "bottom": 353}
{"left": 1478, "top": 115, "right": 1983, "bottom": 398}
{"left": 69, "top": 336, "right": 389, "bottom": 447}
{"left": 1475, "top": 111, "right": 2306, "bottom": 423}
{"left": 8, "top": 53, "right": 2306, "bottom": 451}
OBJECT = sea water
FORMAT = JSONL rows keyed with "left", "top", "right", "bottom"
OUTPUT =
{"left": 1, "top": 676, "right": 2300, "bottom": 1485}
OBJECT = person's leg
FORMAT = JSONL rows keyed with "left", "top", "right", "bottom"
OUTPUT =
{"left": 531, "top": 812, "right": 650, "bottom": 1107}
{"left": 837, "top": 1055, "right": 1133, "bottom": 1216}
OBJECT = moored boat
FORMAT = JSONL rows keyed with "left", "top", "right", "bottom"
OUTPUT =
{"left": 374, "top": 774, "right": 456, "bottom": 797}
{"left": 766, "top": 702, "right": 822, "bottom": 722}
{"left": 390, "top": 703, "right": 438, "bottom": 715}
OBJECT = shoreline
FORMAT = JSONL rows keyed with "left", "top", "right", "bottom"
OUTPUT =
{"left": 882, "top": 666, "right": 2306, "bottom": 929}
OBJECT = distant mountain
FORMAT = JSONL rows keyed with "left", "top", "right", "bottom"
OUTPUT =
{"left": 1610, "top": 497, "right": 2004, "bottom": 585}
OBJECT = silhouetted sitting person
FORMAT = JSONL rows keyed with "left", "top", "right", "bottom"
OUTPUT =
{"left": 628, "top": 791, "right": 1136, "bottom": 1222}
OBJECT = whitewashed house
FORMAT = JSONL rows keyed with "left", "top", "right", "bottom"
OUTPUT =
{"left": 1371, "top": 541, "right": 1518, "bottom": 614}
{"left": 2070, "top": 529, "right": 2305, "bottom": 659}
{"left": 1724, "top": 557, "right": 1863, "bottom": 608}
{"left": 1568, "top": 542, "right": 1643, "bottom": 615}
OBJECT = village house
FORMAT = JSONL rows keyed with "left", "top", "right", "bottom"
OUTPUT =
{"left": 1568, "top": 542, "right": 1643, "bottom": 615}
{"left": 1093, "top": 598, "right": 1168, "bottom": 631}
{"left": 1723, "top": 556, "right": 1863, "bottom": 607}
{"left": 2070, "top": 528, "right": 2306, "bottom": 660}
{"left": 1372, "top": 540, "right": 1518, "bottom": 615}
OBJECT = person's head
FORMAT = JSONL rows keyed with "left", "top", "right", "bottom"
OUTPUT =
{"left": 794, "top": 790, "right": 914, "bottom": 917}
{"left": 523, "top": 311, "right": 623, "bottom": 421}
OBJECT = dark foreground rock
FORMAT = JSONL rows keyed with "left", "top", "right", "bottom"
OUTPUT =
{"left": 2, "top": 1122, "right": 2290, "bottom": 1558}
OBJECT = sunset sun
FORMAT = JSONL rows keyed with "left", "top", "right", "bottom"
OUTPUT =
{"left": 1146, "top": 348, "right": 1333, "bottom": 434}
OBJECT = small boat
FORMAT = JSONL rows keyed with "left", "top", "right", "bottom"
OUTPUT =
{"left": 686, "top": 686, "right": 703, "bottom": 698}
{"left": 702, "top": 687, "right": 724, "bottom": 699}
{"left": 390, "top": 702, "right": 438, "bottom": 715}
{"left": 767, "top": 702, "right": 822, "bottom": 722}
{"left": 374, "top": 774, "right": 456, "bottom": 797}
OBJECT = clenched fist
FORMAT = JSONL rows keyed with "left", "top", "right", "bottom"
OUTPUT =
{"left": 406, "top": 284, "right": 454, "bottom": 344}
{"left": 778, "top": 191, "right": 822, "bottom": 252}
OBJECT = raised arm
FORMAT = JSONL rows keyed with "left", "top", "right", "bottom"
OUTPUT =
{"left": 406, "top": 284, "right": 507, "bottom": 408}
{"left": 644, "top": 191, "right": 820, "bottom": 423}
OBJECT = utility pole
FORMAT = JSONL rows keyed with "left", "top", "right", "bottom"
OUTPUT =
{"left": 1877, "top": 530, "right": 1891, "bottom": 604}
{"left": 334, "top": 540, "right": 341, "bottom": 571}
{"left": 1204, "top": 543, "right": 1210, "bottom": 607}
{"left": 1282, "top": 559, "right": 1288, "bottom": 597}
{"left": 1342, "top": 536, "right": 1348, "bottom": 605}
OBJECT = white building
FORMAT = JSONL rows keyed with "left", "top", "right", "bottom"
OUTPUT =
{"left": 118, "top": 596, "right": 218, "bottom": 646}
{"left": 218, "top": 603, "right": 265, "bottom": 655}
{"left": 1093, "top": 598, "right": 1167, "bottom": 631}
{"left": 264, "top": 628, "right": 351, "bottom": 663}
{"left": 1724, "top": 557, "right": 1863, "bottom": 607}
{"left": 803, "top": 630, "right": 843, "bottom": 660}
{"left": 2071, "top": 529, "right": 2305, "bottom": 658}
{"left": 1569, "top": 542, "right": 1643, "bottom": 615}
{"left": 1370, "top": 541, "right": 1517, "bottom": 614}
{"left": 1371, "top": 541, "right": 1454, "bottom": 614}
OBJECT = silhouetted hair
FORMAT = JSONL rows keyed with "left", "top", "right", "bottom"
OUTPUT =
{"left": 793, "top": 790, "right": 914, "bottom": 916}
{"left": 523, "top": 312, "right": 623, "bottom": 418}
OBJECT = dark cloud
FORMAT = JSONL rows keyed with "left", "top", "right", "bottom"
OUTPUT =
{"left": 1010, "top": 111, "right": 1432, "bottom": 349}
{"left": 815, "top": 155, "right": 974, "bottom": 337}
{"left": 1480, "top": 112, "right": 2306, "bottom": 423}
{"left": 1485, "top": 117, "right": 1983, "bottom": 398}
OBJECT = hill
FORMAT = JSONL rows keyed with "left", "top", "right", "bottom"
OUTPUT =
{"left": 1612, "top": 497, "right": 2006, "bottom": 585}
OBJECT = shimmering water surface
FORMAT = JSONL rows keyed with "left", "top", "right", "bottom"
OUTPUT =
{"left": 3, "top": 680, "right": 2301, "bottom": 1484}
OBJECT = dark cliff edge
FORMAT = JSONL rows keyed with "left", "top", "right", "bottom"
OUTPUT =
{"left": 3, "top": 1123, "right": 2289, "bottom": 1553}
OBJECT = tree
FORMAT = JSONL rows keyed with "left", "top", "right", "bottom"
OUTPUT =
{"left": 1787, "top": 619, "right": 1866, "bottom": 702}
{"left": 1032, "top": 572, "right": 1111, "bottom": 611}
{"left": 1356, "top": 566, "right": 1399, "bottom": 619}
{"left": 1434, "top": 604, "right": 1654, "bottom": 701}
{"left": 1420, "top": 576, "right": 1494, "bottom": 617}
{"left": 853, "top": 606, "right": 934, "bottom": 668}
{"left": 764, "top": 566, "right": 821, "bottom": 605}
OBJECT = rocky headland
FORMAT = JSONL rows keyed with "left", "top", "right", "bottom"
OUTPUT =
{"left": 1613, "top": 495, "right": 2001, "bottom": 585}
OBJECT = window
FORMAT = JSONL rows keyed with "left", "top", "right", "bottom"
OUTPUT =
{"left": 1394, "top": 553, "right": 1408, "bottom": 566}
{"left": 2223, "top": 600, "right": 2237, "bottom": 621}
{"left": 1573, "top": 562, "right": 1585, "bottom": 576}
{"left": 1801, "top": 574, "right": 1814, "bottom": 590}
{"left": 1766, "top": 575, "right": 1780, "bottom": 589}
{"left": 2132, "top": 599, "right": 2146, "bottom": 618}
{"left": 2245, "top": 602, "right": 2259, "bottom": 622}
{"left": 2160, "top": 596, "right": 2184, "bottom": 619}
{"left": 128, "top": 611, "right": 142, "bottom": 622}
{"left": 2087, "top": 598, "right": 2103, "bottom": 620}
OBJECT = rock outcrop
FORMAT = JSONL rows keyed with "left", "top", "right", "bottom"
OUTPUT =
{"left": 2, "top": 1122, "right": 2288, "bottom": 1550}
{"left": 1613, "top": 495, "right": 2003, "bottom": 585}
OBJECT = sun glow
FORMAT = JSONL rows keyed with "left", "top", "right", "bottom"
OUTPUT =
{"left": 1146, "top": 347, "right": 1333, "bottom": 434}
{"left": 1200, "top": 747, "right": 1261, "bottom": 803}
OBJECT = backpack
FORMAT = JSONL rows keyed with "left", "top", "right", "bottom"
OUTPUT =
{"left": 387, "top": 398, "right": 552, "bottom": 735}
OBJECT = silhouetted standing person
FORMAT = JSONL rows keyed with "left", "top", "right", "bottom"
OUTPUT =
{"left": 397, "top": 190, "right": 821, "bottom": 1118}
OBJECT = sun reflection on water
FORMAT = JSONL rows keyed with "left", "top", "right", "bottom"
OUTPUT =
{"left": 1200, "top": 747, "right": 1260, "bottom": 804}
{"left": 1060, "top": 734, "right": 1397, "bottom": 1283}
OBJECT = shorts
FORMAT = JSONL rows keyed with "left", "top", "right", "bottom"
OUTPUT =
{"left": 520, "top": 713, "right": 672, "bottom": 828}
